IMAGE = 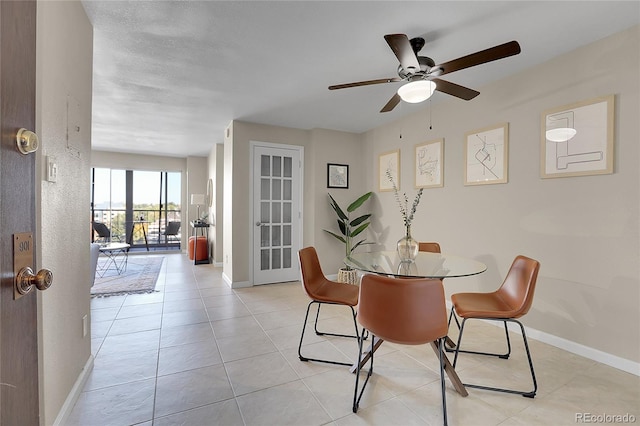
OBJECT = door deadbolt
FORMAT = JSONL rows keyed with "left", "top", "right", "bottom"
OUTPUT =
{"left": 16, "top": 267, "right": 53, "bottom": 295}
{"left": 16, "top": 128, "right": 39, "bottom": 154}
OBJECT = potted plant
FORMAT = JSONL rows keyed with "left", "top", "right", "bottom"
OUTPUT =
{"left": 323, "top": 191, "right": 373, "bottom": 283}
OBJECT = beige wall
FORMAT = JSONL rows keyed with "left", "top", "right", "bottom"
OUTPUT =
{"left": 308, "top": 128, "right": 371, "bottom": 272}
{"left": 363, "top": 26, "right": 639, "bottom": 366}
{"left": 224, "top": 122, "right": 366, "bottom": 285}
{"left": 186, "top": 156, "right": 208, "bottom": 224}
{"left": 207, "top": 144, "right": 224, "bottom": 264}
{"left": 35, "top": 1, "right": 93, "bottom": 424}
{"left": 224, "top": 122, "right": 308, "bottom": 285}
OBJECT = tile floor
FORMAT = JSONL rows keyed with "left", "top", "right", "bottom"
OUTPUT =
{"left": 68, "top": 253, "right": 640, "bottom": 425}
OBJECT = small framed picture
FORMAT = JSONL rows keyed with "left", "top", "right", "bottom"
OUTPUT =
{"left": 464, "top": 123, "right": 509, "bottom": 186}
{"left": 379, "top": 149, "right": 400, "bottom": 192}
{"left": 327, "top": 163, "right": 349, "bottom": 188}
{"left": 415, "top": 139, "right": 444, "bottom": 188}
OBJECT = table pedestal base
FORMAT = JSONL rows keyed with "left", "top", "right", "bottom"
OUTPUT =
{"left": 350, "top": 336, "right": 468, "bottom": 397}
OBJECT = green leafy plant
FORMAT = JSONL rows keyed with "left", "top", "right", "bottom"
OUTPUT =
{"left": 324, "top": 192, "right": 373, "bottom": 268}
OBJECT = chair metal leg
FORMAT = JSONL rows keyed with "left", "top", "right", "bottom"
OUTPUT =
{"left": 445, "top": 309, "right": 461, "bottom": 351}
{"left": 298, "top": 300, "right": 359, "bottom": 366}
{"left": 453, "top": 317, "right": 537, "bottom": 398}
{"left": 451, "top": 317, "right": 511, "bottom": 359}
{"left": 352, "top": 327, "right": 373, "bottom": 413}
{"left": 447, "top": 308, "right": 461, "bottom": 330}
{"left": 312, "top": 302, "right": 369, "bottom": 340}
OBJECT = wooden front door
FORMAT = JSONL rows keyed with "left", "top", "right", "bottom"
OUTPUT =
{"left": 0, "top": 1, "right": 40, "bottom": 424}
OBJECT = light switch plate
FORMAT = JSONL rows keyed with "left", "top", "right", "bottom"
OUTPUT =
{"left": 46, "top": 156, "right": 57, "bottom": 182}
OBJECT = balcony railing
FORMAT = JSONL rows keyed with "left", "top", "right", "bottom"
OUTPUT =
{"left": 92, "top": 208, "right": 182, "bottom": 249}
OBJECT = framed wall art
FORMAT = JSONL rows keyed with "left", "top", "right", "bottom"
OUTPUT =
{"left": 327, "top": 163, "right": 349, "bottom": 188}
{"left": 541, "top": 94, "right": 614, "bottom": 178}
{"left": 379, "top": 149, "right": 399, "bottom": 192}
{"left": 415, "top": 139, "right": 444, "bottom": 188}
{"left": 464, "top": 123, "right": 509, "bottom": 186}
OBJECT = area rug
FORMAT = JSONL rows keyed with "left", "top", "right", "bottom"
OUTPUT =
{"left": 91, "top": 256, "right": 164, "bottom": 298}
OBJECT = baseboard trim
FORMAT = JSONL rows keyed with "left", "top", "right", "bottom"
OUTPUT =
{"left": 446, "top": 301, "right": 639, "bottom": 377}
{"left": 53, "top": 354, "right": 94, "bottom": 426}
{"left": 222, "top": 272, "right": 251, "bottom": 289}
{"left": 522, "top": 324, "right": 639, "bottom": 376}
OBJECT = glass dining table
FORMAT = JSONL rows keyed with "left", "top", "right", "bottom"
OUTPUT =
{"left": 344, "top": 250, "right": 488, "bottom": 397}
{"left": 345, "top": 250, "right": 487, "bottom": 279}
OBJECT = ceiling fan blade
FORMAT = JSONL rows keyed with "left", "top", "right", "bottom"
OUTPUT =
{"left": 432, "top": 40, "right": 521, "bottom": 77}
{"left": 432, "top": 78, "right": 480, "bottom": 101}
{"left": 384, "top": 34, "right": 420, "bottom": 73}
{"left": 329, "top": 77, "right": 401, "bottom": 90}
{"left": 380, "top": 93, "right": 401, "bottom": 113}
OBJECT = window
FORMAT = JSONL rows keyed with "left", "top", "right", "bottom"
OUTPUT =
{"left": 91, "top": 168, "right": 182, "bottom": 249}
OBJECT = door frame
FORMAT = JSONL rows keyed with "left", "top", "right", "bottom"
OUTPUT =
{"left": 249, "top": 141, "right": 304, "bottom": 286}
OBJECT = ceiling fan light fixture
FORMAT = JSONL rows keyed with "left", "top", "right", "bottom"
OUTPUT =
{"left": 397, "top": 80, "right": 436, "bottom": 103}
{"left": 546, "top": 127, "right": 577, "bottom": 142}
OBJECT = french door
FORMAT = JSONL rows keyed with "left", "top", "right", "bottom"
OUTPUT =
{"left": 251, "top": 143, "right": 303, "bottom": 285}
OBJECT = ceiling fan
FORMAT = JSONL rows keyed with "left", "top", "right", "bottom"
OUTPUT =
{"left": 328, "top": 34, "right": 521, "bottom": 112}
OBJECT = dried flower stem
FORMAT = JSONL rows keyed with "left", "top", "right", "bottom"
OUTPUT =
{"left": 386, "top": 169, "right": 423, "bottom": 229}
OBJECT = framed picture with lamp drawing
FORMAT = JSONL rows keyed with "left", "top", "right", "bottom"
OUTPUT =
{"left": 415, "top": 139, "right": 443, "bottom": 188}
{"left": 541, "top": 95, "right": 614, "bottom": 178}
{"left": 464, "top": 123, "right": 509, "bottom": 185}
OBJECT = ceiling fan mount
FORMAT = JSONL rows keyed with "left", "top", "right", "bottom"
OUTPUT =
{"left": 328, "top": 33, "right": 521, "bottom": 112}
{"left": 396, "top": 37, "right": 440, "bottom": 79}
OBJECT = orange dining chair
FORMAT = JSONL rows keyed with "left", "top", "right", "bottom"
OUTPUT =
{"left": 297, "top": 247, "right": 360, "bottom": 366}
{"left": 353, "top": 274, "right": 449, "bottom": 425}
{"left": 450, "top": 255, "right": 540, "bottom": 398}
{"left": 419, "top": 242, "right": 461, "bottom": 341}
{"left": 418, "top": 241, "right": 441, "bottom": 254}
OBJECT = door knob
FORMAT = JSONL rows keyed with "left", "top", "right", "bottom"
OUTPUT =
{"left": 16, "top": 267, "right": 53, "bottom": 295}
{"left": 16, "top": 128, "right": 39, "bottom": 154}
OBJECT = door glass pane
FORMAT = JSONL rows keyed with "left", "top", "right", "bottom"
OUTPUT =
{"left": 261, "top": 226, "right": 270, "bottom": 247}
{"left": 166, "top": 172, "right": 182, "bottom": 223}
{"left": 272, "top": 248, "right": 281, "bottom": 269}
{"left": 283, "top": 225, "right": 291, "bottom": 245}
{"left": 283, "top": 202, "right": 292, "bottom": 223}
{"left": 272, "top": 179, "right": 281, "bottom": 200}
{"left": 261, "top": 202, "right": 270, "bottom": 223}
{"left": 273, "top": 156, "right": 281, "bottom": 177}
{"left": 261, "top": 249, "right": 270, "bottom": 270}
{"left": 272, "top": 225, "right": 281, "bottom": 246}
{"left": 272, "top": 203, "right": 281, "bottom": 223}
{"left": 283, "top": 180, "right": 292, "bottom": 201}
{"left": 261, "top": 178, "right": 270, "bottom": 200}
{"left": 261, "top": 155, "right": 270, "bottom": 177}
{"left": 92, "top": 168, "right": 126, "bottom": 240}
{"left": 132, "top": 170, "right": 160, "bottom": 243}
{"left": 283, "top": 157, "right": 292, "bottom": 177}
{"left": 283, "top": 248, "right": 291, "bottom": 268}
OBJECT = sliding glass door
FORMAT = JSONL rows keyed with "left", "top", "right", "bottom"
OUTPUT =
{"left": 91, "top": 168, "right": 182, "bottom": 250}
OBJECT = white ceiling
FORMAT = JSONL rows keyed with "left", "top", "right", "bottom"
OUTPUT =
{"left": 81, "top": 1, "right": 639, "bottom": 158}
